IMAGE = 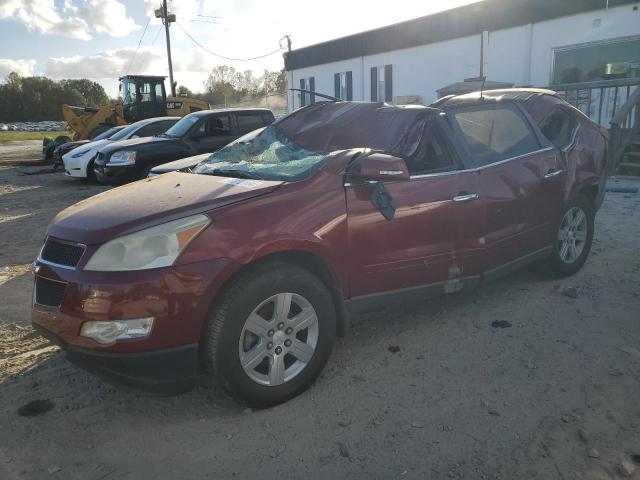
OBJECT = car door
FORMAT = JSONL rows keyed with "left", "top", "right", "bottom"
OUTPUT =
{"left": 537, "top": 107, "right": 578, "bottom": 232}
{"left": 345, "top": 122, "right": 484, "bottom": 306}
{"left": 191, "top": 114, "right": 236, "bottom": 153}
{"left": 447, "top": 102, "right": 564, "bottom": 276}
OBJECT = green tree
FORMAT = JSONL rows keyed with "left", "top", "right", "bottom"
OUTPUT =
{"left": 0, "top": 73, "right": 108, "bottom": 122}
{"left": 201, "top": 65, "right": 285, "bottom": 107}
{"left": 60, "top": 79, "right": 109, "bottom": 107}
{"left": 258, "top": 69, "right": 286, "bottom": 95}
{"left": 176, "top": 85, "right": 193, "bottom": 97}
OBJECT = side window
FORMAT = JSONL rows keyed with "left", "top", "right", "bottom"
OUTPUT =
{"left": 155, "top": 83, "right": 165, "bottom": 108}
{"left": 237, "top": 113, "right": 267, "bottom": 133}
{"left": 262, "top": 113, "right": 275, "bottom": 125}
{"left": 135, "top": 122, "right": 165, "bottom": 137}
{"left": 406, "top": 129, "right": 457, "bottom": 175}
{"left": 158, "top": 120, "right": 178, "bottom": 131}
{"left": 539, "top": 109, "right": 577, "bottom": 149}
{"left": 196, "top": 115, "right": 231, "bottom": 137}
{"left": 139, "top": 82, "right": 152, "bottom": 103}
{"left": 452, "top": 105, "right": 540, "bottom": 167}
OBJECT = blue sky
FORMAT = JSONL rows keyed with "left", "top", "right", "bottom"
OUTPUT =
{"left": 0, "top": 0, "right": 478, "bottom": 96}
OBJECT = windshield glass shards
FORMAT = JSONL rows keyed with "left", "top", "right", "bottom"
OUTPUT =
{"left": 194, "top": 126, "right": 328, "bottom": 181}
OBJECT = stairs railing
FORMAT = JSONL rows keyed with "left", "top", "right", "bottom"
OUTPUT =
{"left": 608, "top": 86, "right": 640, "bottom": 174}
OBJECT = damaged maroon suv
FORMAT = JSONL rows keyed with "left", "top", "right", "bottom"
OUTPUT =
{"left": 32, "top": 89, "right": 608, "bottom": 406}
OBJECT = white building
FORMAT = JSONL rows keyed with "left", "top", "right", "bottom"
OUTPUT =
{"left": 284, "top": 0, "right": 640, "bottom": 126}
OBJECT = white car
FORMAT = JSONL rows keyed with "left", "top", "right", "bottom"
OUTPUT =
{"left": 63, "top": 117, "right": 179, "bottom": 179}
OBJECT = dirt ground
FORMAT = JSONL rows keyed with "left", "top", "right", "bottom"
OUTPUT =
{"left": 1, "top": 140, "right": 639, "bottom": 480}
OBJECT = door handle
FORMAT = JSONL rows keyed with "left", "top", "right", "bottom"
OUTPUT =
{"left": 544, "top": 169, "right": 563, "bottom": 179}
{"left": 452, "top": 193, "right": 479, "bottom": 202}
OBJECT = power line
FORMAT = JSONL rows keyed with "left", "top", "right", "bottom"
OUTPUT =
{"left": 150, "top": 24, "right": 163, "bottom": 46}
{"left": 175, "top": 22, "right": 283, "bottom": 62}
{"left": 125, "top": 13, "right": 153, "bottom": 74}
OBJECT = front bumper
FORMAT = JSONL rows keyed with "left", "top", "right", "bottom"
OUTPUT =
{"left": 34, "top": 323, "right": 198, "bottom": 393}
{"left": 93, "top": 163, "right": 138, "bottom": 184}
{"left": 63, "top": 153, "right": 91, "bottom": 178}
{"left": 31, "top": 255, "right": 234, "bottom": 393}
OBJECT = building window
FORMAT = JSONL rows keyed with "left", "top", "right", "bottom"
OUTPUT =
{"left": 552, "top": 36, "right": 640, "bottom": 85}
{"left": 299, "top": 77, "right": 315, "bottom": 107}
{"left": 334, "top": 71, "right": 353, "bottom": 100}
{"left": 370, "top": 65, "right": 393, "bottom": 102}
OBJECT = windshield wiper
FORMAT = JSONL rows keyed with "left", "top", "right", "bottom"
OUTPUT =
{"left": 208, "top": 168, "right": 264, "bottom": 180}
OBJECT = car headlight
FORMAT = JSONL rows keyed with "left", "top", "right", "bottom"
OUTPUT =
{"left": 71, "top": 149, "right": 90, "bottom": 158}
{"left": 84, "top": 214, "right": 210, "bottom": 271}
{"left": 80, "top": 318, "right": 154, "bottom": 345}
{"left": 107, "top": 150, "right": 137, "bottom": 165}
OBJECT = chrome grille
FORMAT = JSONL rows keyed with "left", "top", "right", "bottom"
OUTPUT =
{"left": 40, "top": 239, "right": 84, "bottom": 268}
{"left": 34, "top": 277, "right": 67, "bottom": 308}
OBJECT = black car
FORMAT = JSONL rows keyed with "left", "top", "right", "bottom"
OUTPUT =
{"left": 93, "top": 108, "right": 275, "bottom": 184}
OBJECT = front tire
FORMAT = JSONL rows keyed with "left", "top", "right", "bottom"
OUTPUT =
{"left": 86, "top": 157, "right": 96, "bottom": 182}
{"left": 547, "top": 194, "right": 594, "bottom": 277}
{"left": 139, "top": 164, "right": 153, "bottom": 180}
{"left": 203, "top": 263, "right": 336, "bottom": 407}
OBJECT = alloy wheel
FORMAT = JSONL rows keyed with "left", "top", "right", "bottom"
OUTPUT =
{"left": 558, "top": 206, "right": 588, "bottom": 264}
{"left": 238, "top": 293, "right": 319, "bottom": 386}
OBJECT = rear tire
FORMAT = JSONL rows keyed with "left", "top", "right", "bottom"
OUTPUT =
{"left": 546, "top": 194, "right": 594, "bottom": 277}
{"left": 203, "top": 263, "right": 336, "bottom": 407}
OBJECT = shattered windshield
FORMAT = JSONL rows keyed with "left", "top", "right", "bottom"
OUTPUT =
{"left": 193, "top": 126, "right": 328, "bottom": 181}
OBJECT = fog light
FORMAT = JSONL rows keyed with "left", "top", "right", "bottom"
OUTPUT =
{"left": 80, "top": 318, "right": 154, "bottom": 345}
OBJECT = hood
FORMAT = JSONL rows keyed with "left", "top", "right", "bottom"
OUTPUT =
{"left": 151, "top": 153, "right": 210, "bottom": 174}
{"left": 63, "top": 139, "right": 109, "bottom": 160}
{"left": 56, "top": 140, "right": 89, "bottom": 154}
{"left": 48, "top": 172, "right": 283, "bottom": 244}
{"left": 98, "top": 135, "right": 175, "bottom": 155}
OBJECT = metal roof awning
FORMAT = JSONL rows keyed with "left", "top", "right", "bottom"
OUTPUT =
{"left": 284, "top": 0, "right": 638, "bottom": 71}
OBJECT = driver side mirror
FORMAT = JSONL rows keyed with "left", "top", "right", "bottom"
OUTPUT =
{"left": 353, "top": 153, "right": 410, "bottom": 182}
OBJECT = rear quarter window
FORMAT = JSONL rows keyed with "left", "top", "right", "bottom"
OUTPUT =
{"left": 236, "top": 113, "right": 269, "bottom": 133}
{"left": 539, "top": 109, "right": 577, "bottom": 149}
{"left": 452, "top": 104, "right": 540, "bottom": 167}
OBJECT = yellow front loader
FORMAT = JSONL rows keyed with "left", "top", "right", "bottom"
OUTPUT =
{"left": 62, "top": 75, "right": 209, "bottom": 140}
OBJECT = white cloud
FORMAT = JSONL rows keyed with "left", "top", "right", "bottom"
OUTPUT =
{"left": 0, "top": 0, "right": 140, "bottom": 39}
{"left": 77, "top": 0, "right": 139, "bottom": 37}
{"left": 46, "top": 46, "right": 212, "bottom": 78}
{"left": 46, "top": 47, "right": 162, "bottom": 79}
{"left": 0, "top": 0, "right": 91, "bottom": 39}
{"left": 0, "top": 58, "right": 36, "bottom": 78}
{"left": 44, "top": 45, "right": 222, "bottom": 94}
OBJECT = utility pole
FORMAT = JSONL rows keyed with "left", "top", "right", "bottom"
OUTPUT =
{"left": 155, "top": 1, "right": 176, "bottom": 96}
{"left": 479, "top": 31, "right": 485, "bottom": 79}
{"left": 282, "top": 35, "right": 292, "bottom": 53}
